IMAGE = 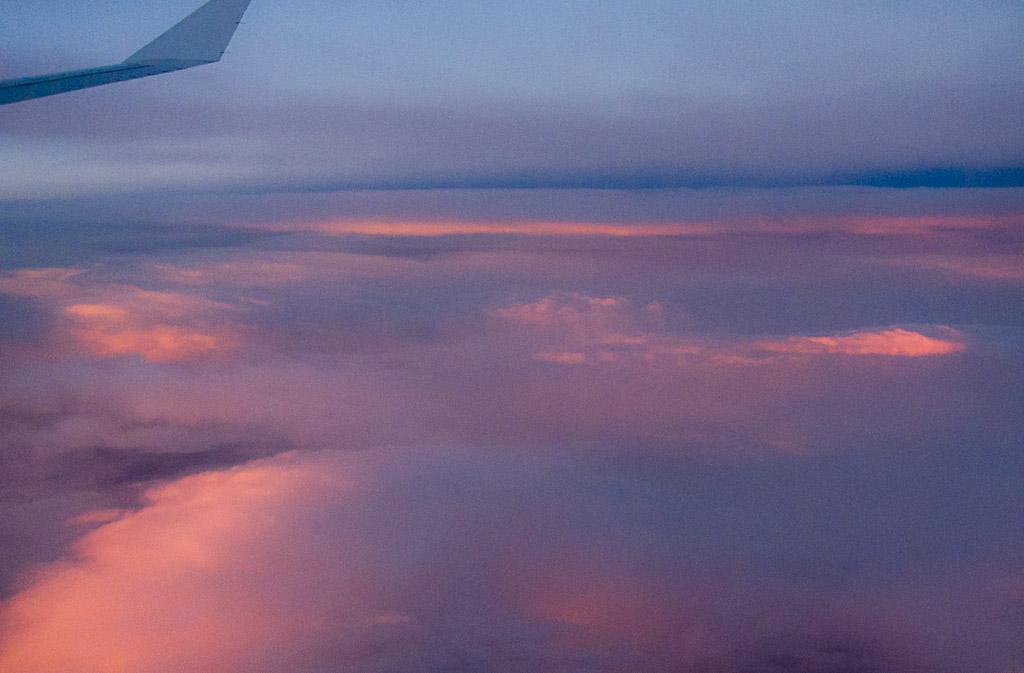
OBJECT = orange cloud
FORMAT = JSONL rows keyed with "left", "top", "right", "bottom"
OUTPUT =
{"left": 65, "top": 301, "right": 225, "bottom": 363}
{"left": 0, "top": 454, "right": 355, "bottom": 673}
{"left": 74, "top": 324, "right": 221, "bottom": 363}
{"left": 755, "top": 328, "right": 965, "bottom": 357}
{"left": 1, "top": 266, "right": 238, "bottom": 363}
{"left": 533, "top": 351, "right": 587, "bottom": 365}
{"left": 496, "top": 294, "right": 630, "bottom": 326}
{"left": 496, "top": 296, "right": 967, "bottom": 365}
{"left": 252, "top": 219, "right": 719, "bottom": 237}
{"left": 495, "top": 294, "right": 665, "bottom": 342}
{"left": 232, "top": 213, "right": 1014, "bottom": 239}
{"left": 66, "top": 304, "right": 128, "bottom": 320}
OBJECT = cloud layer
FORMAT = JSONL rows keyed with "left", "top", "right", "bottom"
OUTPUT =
{"left": 2, "top": 3, "right": 1023, "bottom": 664}
{"left": 1, "top": 211, "right": 1022, "bottom": 671}
{"left": 2, "top": 1, "right": 1023, "bottom": 198}
{"left": 4, "top": 448, "right": 1017, "bottom": 673}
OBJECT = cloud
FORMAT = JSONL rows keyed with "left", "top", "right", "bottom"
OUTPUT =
{"left": 0, "top": 236, "right": 1019, "bottom": 656}
{"left": 754, "top": 328, "right": 966, "bottom": 357}
{"left": 496, "top": 293, "right": 664, "bottom": 338}
{"left": 153, "top": 260, "right": 312, "bottom": 287}
{"left": 0, "top": 453, "right": 355, "bottom": 673}
{"left": 0, "top": 293, "right": 51, "bottom": 351}
{"left": 890, "top": 253, "right": 1024, "bottom": 280}
{"left": 3, "top": 0, "right": 1023, "bottom": 213}
{"left": 2, "top": 4, "right": 1023, "bottom": 667}
{"left": 252, "top": 219, "right": 720, "bottom": 237}
{"left": 69, "top": 318, "right": 221, "bottom": 363}
{"left": 3, "top": 77, "right": 1023, "bottom": 200}
{"left": 0, "top": 448, "right": 1002, "bottom": 673}
{"left": 265, "top": 214, "right": 1013, "bottom": 238}
{"left": 245, "top": 166, "right": 1024, "bottom": 194}
{"left": 496, "top": 294, "right": 967, "bottom": 364}
{"left": 0, "top": 268, "right": 82, "bottom": 300}
{"left": 533, "top": 351, "right": 586, "bottom": 365}
{"left": 0, "top": 269, "right": 239, "bottom": 363}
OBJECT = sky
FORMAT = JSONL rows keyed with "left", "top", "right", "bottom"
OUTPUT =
{"left": 1, "top": 1, "right": 1023, "bottom": 672}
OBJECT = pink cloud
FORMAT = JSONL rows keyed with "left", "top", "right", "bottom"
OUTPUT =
{"left": 236, "top": 214, "right": 1013, "bottom": 239}
{"left": 66, "top": 304, "right": 128, "bottom": 320}
{"left": 533, "top": 351, "right": 587, "bottom": 365}
{"left": 496, "top": 295, "right": 966, "bottom": 365}
{"left": 495, "top": 294, "right": 666, "bottom": 358}
{"left": 245, "top": 218, "right": 720, "bottom": 237}
{"left": 1, "top": 267, "right": 240, "bottom": 363}
{"left": 64, "top": 300, "right": 229, "bottom": 363}
{"left": 72, "top": 324, "right": 222, "bottom": 363}
{"left": 755, "top": 328, "right": 965, "bottom": 357}
{"left": 0, "top": 450, "right": 989, "bottom": 672}
{"left": 0, "top": 454, "right": 361, "bottom": 673}
{"left": 495, "top": 294, "right": 635, "bottom": 326}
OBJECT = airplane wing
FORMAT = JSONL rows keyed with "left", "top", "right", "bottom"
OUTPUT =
{"left": 0, "top": 0, "right": 252, "bottom": 106}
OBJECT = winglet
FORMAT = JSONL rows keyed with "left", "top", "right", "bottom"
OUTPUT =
{"left": 125, "top": 0, "right": 253, "bottom": 65}
{"left": 0, "top": 0, "right": 253, "bottom": 105}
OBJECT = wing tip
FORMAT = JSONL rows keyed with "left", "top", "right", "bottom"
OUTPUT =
{"left": 124, "top": 0, "right": 252, "bottom": 65}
